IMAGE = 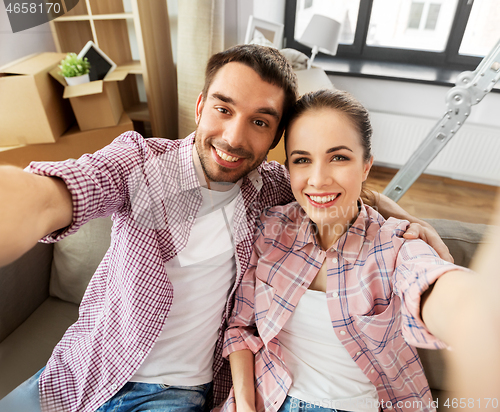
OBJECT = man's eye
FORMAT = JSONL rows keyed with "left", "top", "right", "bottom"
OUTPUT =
{"left": 254, "top": 120, "right": 267, "bottom": 127}
{"left": 217, "top": 107, "right": 229, "bottom": 114}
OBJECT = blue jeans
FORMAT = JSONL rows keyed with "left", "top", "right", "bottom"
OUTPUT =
{"left": 278, "top": 395, "right": 350, "bottom": 412}
{"left": 95, "top": 381, "right": 212, "bottom": 412}
{"left": 0, "top": 368, "right": 43, "bottom": 412}
{"left": 0, "top": 368, "right": 211, "bottom": 412}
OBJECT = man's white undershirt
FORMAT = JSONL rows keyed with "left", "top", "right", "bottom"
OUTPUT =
{"left": 130, "top": 146, "right": 241, "bottom": 386}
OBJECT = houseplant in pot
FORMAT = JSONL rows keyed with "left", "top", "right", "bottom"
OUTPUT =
{"left": 59, "top": 53, "right": 91, "bottom": 86}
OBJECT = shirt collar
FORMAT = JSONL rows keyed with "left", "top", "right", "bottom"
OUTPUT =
{"left": 292, "top": 200, "right": 370, "bottom": 264}
{"left": 178, "top": 132, "right": 201, "bottom": 192}
{"left": 184, "top": 132, "right": 251, "bottom": 192}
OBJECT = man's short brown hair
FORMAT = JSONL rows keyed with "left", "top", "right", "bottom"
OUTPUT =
{"left": 203, "top": 44, "right": 298, "bottom": 149}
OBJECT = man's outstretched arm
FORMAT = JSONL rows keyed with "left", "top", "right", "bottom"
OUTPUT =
{"left": 0, "top": 165, "right": 73, "bottom": 267}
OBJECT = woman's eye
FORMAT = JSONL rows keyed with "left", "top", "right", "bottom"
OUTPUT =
{"left": 332, "top": 155, "right": 348, "bottom": 162}
{"left": 292, "top": 157, "right": 310, "bottom": 164}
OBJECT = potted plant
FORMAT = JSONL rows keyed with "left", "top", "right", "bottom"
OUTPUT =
{"left": 58, "top": 53, "right": 91, "bottom": 86}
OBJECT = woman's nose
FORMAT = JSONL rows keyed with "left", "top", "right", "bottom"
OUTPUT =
{"left": 308, "top": 164, "right": 333, "bottom": 188}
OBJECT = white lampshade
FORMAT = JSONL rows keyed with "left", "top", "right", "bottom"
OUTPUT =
{"left": 299, "top": 14, "right": 342, "bottom": 56}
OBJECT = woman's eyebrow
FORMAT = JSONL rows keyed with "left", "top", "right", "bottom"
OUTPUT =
{"left": 289, "top": 150, "right": 310, "bottom": 156}
{"left": 290, "top": 146, "right": 353, "bottom": 156}
{"left": 326, "top": 145, "right": 353, "bottom": 153}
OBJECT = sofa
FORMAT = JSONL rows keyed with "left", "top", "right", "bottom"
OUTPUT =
{"left": 0, "top": 215, "right": 493, "bottom": 409}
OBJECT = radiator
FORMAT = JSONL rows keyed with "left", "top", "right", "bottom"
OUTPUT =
{"left": 370, "top": 111, "right": 500, "bottom": 186}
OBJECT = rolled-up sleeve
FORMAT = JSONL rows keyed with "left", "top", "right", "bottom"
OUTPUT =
{"left": 388, "top": 218, "right": 472, "bottom": 349}
{"left": 25, "top": 131, "right": 155, "bottom": 242}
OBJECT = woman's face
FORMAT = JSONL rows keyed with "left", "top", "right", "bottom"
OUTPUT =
{"left": 286, "top": 107, "right": 373, "bottom": 245}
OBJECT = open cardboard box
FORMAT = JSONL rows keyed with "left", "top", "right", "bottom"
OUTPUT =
{"left": 0, "top": 53, "right": 75, "bottom": 146}
{"left": 49, "top": 66, "right": 130, "bottom": 132}
{"left": 0, "top": 113, "right": 133, "bottom": 168}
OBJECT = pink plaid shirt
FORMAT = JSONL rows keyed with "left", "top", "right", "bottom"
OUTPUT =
{"left": 222, "top": 202, "right": 465, "bottom": 412}
{"left": 26, "top": 131, "right": 294, "bottom": 412}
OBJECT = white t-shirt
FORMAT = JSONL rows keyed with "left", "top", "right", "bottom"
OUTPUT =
{"left": 278, "top": 289, "right": 379, "bottom": 412}
{"left": 131, "top": 149, "right": 241, "bottom": 386}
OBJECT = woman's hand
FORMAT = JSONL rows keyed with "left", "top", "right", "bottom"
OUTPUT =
{"left": 229, "top": 350, "right": 257, "bottom": 412}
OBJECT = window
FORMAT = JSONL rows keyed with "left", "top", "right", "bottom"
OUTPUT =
{"left": 366, "top": 0, "right": 456, "bottom": 52}
{"left": 284, "top": 0, "right": 500, "bottom": 71}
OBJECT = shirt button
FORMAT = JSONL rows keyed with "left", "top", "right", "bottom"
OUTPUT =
{"left": 139, "top": 351, "right": 145, "bottom": 357}
{"left": 339, "top": 330, "right": 346, "bottom": 335}
{"left": 111, "top": 383, "right": 118, "bottom": 390}
{"left": 356, "top": 351, "right": 362, "bottom": 356}
{"left": 332, "top": 292, "right": 339, "bottom": 298}
{"left": 331, "top": 257, "right": 338, "bottom": 264}
{"left": 187, "top": 216, "right": 194, "bottom": 222}
{"left": 371, "top": 369, "right": 375, "bottom": 374}
{"left": 159, "top": 314, "right": 165, "bottom": 320}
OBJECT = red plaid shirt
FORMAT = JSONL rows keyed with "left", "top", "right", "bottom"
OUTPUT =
{"left": 222, "top": 202, "right": 466, "bottom": 412}
{"left": 27, "top": 131, "right": 294, "bottom": 412}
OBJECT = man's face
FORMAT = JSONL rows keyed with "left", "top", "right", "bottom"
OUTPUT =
{"left": 195, "top": 62, "right": 285, "bottom": 184}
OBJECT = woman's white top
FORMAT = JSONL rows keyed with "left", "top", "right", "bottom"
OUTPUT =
{"left": 278, "top": 289, "right": 379, "bottom": 412}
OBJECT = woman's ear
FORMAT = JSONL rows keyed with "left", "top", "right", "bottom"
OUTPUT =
{"left": 362, "top": 156, "right": 374, "bottom": 182}
{"left": 195, "top": 92, "right": 204, "bottom": 125}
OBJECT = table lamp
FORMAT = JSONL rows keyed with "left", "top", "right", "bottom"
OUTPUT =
{"left": 299, "top": 14, "right": 342, "bottom": 69}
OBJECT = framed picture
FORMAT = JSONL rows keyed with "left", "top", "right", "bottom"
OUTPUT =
{"left": 245, "top": 16, "right": 284, "bottom": 49}
{"left": 78, "top": 41, "right": 117, "bottom": 82}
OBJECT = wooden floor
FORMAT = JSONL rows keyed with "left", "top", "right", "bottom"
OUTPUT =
{"left": 366, "top": 166, "right": 499, "bottom": 225}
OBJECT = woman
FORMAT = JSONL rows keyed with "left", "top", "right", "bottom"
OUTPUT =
{"left": 220, "top": 89, "right": 470, "bottom": 412}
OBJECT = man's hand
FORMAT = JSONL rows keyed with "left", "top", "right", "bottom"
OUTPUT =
{"left": 403, "top": 221, "right": 454, "bottom": 263}
{"left": 374, "top": 193, "right": 453, "bottom": 262}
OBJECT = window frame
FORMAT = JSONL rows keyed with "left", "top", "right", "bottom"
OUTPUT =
{"left": 284, "top": 0, "right": 482, "bottom": 72}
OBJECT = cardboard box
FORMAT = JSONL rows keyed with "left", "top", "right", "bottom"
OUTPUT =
{"left": 0, "top": 113, "right": 133, "bottom": 169}
{"left": 0, "top": 53, "right": 75, "bottom": 146}
{"left": 50, "top": 67, "right": 129, "bottom": 132}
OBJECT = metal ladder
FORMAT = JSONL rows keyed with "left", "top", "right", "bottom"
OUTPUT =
{"left": 383, "top": 38, "right": 500, "bottom": 202}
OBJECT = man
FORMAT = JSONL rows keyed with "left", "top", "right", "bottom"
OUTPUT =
{"left": 0, "top": 45, "right": 449, "bottom": 412}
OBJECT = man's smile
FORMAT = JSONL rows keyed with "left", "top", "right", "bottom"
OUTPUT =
{"left": 211, "top": 146, "right": 245, "bottom": 169}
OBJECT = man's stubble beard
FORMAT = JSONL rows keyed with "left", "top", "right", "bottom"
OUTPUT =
{"left": 194, "top": 129, "right": 264, "bottom": 184}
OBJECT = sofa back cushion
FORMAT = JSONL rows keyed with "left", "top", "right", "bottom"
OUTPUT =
{"left": 425, "top": 218, "right": 491, "bottom": 267}
{"left": 50, "top": 217, "right": 113, "bottom": 305}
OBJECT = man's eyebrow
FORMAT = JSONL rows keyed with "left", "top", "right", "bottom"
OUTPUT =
{"left": 290, "top": 146, "right": 353, "bottom": 156}
{"left": 256, "top": 107, "right": 281, "bottom": 123}
{"left": 211, "top": 93, "right": 234, "bottom": 104}
{"left": 210, "top": 93, "right": 281, "bottom": 122}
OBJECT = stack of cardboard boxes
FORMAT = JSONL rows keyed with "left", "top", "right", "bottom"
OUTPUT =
{"left": 0, "top": 53, "right": 134, "bottom": 168}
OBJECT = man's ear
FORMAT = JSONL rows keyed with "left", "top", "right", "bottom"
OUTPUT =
{"left": 195, "top": 92, "right": 204, "bottom": 125}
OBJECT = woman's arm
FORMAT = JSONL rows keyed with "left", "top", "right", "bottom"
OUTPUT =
{"left": 421, "top": 199, "right": 500, "bottom": 399}
{"left": 229, "top": 349, "right": 257, "bottom": 412}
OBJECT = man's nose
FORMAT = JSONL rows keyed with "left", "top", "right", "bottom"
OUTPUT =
{"left": 222, "top": 117, "right": 247, "bottom": 149}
